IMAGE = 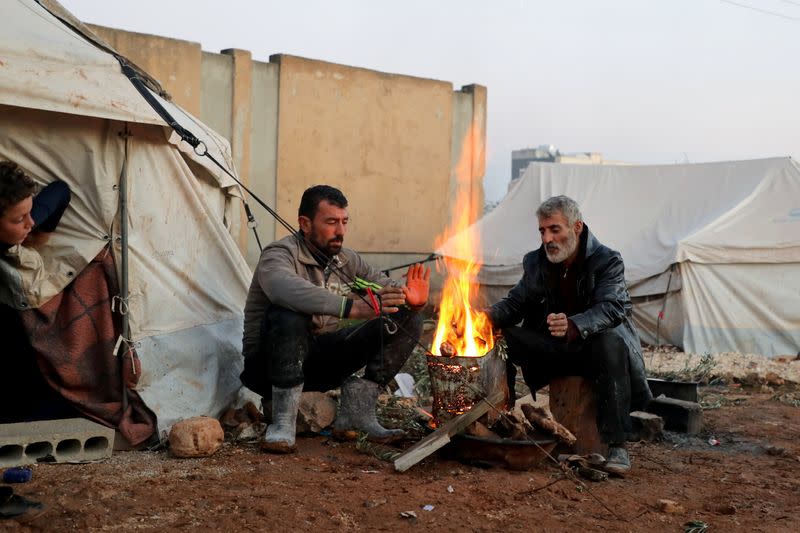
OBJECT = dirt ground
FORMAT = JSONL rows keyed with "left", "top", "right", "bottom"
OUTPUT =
{"left": 3, "top": 350, "right": 800, "bottom": 532}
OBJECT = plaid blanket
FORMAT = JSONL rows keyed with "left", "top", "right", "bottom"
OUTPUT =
{"left": 20, "top": 249, "right": 155, "bottom": 446}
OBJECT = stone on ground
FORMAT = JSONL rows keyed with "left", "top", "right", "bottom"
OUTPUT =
{"left": 169, "top": 416, "right": 224, "bottom": 458}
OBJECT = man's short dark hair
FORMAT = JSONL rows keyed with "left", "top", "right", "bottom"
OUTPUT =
{"left": 298, "top": 185, "right": 348, "bottom": 219}
{"left": 0, "top": 161, "right": 36, "bottom": 217}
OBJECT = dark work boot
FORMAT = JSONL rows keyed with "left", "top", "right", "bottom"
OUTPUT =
{"left": 261, "top": 384, "right": 303, "bottom": 454}
{"left": 604, "top": 445, "right": 631, "bottom": 475}
{"left": 333, "top": 376, "right": 403, "bottom": 443}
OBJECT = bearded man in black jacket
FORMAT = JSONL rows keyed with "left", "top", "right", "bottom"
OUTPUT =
{"left": 487, "top": 195, "right": 651, "bottom": 474}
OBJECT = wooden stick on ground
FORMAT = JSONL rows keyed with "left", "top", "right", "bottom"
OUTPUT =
{"left": 394, "top": 391, "right": 504, "bottom": 472}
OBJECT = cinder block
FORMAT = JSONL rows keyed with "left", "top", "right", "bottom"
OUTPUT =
{"left": 630, "top": 411, "right": 664, "bottom": 441}
{"left": 646, "top": 396, "right": 703, "bottom": 434}
{"left": 647, "top": 378, "right": 699, "bottom": 403}
{"left": 0, "top": 418, "right": 114, "bottom": 467}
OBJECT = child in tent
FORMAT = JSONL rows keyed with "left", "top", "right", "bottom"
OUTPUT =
{"left": 0, "top": 159, "right": 73, "bottom": 423}
{"left": 0, "top": 160, "right": 71, "bottom": 250}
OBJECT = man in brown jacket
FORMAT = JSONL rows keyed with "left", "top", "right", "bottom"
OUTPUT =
{"left": 241, "top": 185, "right": 429, "bottom": 453}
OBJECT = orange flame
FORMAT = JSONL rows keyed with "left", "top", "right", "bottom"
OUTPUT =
{"left": 431, "top": 124, "right": 494, "bottom": 358}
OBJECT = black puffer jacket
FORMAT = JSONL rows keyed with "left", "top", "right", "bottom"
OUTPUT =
{"left": 489, "top": 225, "right": 651, "bottom": 411}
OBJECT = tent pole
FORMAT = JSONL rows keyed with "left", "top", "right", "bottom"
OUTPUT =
{"left": 119, "top": 129, "right": 130, "bottom": 413}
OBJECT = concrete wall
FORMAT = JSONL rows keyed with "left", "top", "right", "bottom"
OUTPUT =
{"left": 88, "top": 26, "right": 486, "bottom": 269}
{"left": 246, "top": 61, "right": 279, "bottom": 264}
{"left": 89, "top": 25, "right": 202, "bottom": 117}
{"left": 272, "top": 54, "right": 454, "bottom": 254}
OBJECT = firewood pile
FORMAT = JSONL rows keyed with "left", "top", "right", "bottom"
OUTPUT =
{"left": 466, "top": 404, "right": 576, "bottom": 446}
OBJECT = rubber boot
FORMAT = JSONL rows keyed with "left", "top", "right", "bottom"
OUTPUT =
{"left": 333, "top": 376, "right": 404, "bottom": 443}
{"left": 260, "top": 384, "right": 303, "bottom": 454}
{"left": 604, "top": 445, "right": 631, "bottom": 475}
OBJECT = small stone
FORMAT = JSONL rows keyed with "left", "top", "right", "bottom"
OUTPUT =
{"left": 400, "top": 511, "right": 417, "bottom": 519}
{"left": 657, "top": 499, "right": 685, "bottom": 514}
{"left": 364, "top": 498, "right": 387, "bottom": 508}
{"left": 765, "top": 372, "right": 785, "bottom": 386}
{"left": 717, "top": 504, "right": 737, "bottom": 515}
{"left": 447, "top": 485, "right": 454, "bottom": 493}
{"left": 169, "top": 416, "right": 224, "bottom": 458}
{"left": 764, "top": 445, "right": 786, "bottom": 456}
{"left": 235, "top": 422, "right": 266, "bottom": 441}
{"left": 296, "top": 392, "right": 337, "bottom": 433}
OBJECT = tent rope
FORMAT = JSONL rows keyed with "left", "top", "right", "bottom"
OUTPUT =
{"left": 117, "top": 59, "right": 265, "bottom": 252}
{"left": 111, "top": 295, "right": 129, "bottom": 315}
{"left": 112, "top": 335, "right": 138, "bottom": 375}
{"left": 115, "top": 64, "right": 427, "bottom": 369}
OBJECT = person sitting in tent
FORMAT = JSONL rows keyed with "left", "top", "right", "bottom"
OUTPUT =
{"left": 0, "top": 160, "right": 71, "bottom": 250}
{"left": 486, "top": 195, "right": 650, "bottom": 475}
{"left": 241, "top": 184, "right": 430, "bottom": 454}
{"left": 0, "top": 159, "right": 73, "bottom": 423}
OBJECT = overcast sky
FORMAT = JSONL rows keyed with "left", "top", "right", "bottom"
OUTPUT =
{"left": 61, "top": 0, "right": 800, "bottom": 202}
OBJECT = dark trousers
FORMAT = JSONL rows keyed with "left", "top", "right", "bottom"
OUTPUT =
{"left": 241, "top": 306, "right": 423, "bottom": 399}
{"left": 0, "top": 304, "right": 77, "bottom": 423}
{"left": 503, "top": 326, "right": 633, "bottom": 444}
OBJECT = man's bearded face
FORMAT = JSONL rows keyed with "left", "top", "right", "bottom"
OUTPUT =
{"left": 539, "top": 212, "right": 580, "bottom": 264}
{"left": 303, "top": 200, "right": 348, "bottom": 257}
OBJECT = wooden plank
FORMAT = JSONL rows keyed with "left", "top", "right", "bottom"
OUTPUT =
{"left": 394, "top": 391, "right": 504, "bottom": 472}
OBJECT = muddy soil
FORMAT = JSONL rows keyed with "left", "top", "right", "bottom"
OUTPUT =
{"left": 3, "top": 383, "right": 799, "bottom": 532}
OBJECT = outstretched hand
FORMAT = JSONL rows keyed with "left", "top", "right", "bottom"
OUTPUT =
{"left": 402, "top": 263, "right": 431, "bottom": 308}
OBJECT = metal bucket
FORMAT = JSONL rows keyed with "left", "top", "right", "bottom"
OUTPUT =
{"left": 426, "top": 348, "right": 508, "bottom": 426}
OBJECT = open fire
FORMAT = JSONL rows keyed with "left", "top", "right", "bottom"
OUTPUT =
{"left": 431, "top": 124, "right": 494, "bottom": 359}
{"left": 426, "top": 124, "right": 502, "bottom": 425}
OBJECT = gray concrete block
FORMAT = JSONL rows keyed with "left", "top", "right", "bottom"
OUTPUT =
{"left": 0, "top": 418, "right": 114, "bottom": 467}
{"left": 646, "top": 396, "right": 704, "bottom": 435}
{"left": 630, "top": 410, "right": 665, "bottom": 441}
{"left": 647, "top": 378, "right": 699, "bottom": 403}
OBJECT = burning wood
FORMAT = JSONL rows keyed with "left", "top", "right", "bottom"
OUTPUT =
{"left": 440, "top": 340, "right": 456, "bottom": 357}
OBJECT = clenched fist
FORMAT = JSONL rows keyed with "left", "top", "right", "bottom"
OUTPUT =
{"left": 547, "top": 313, "right": 569, "bottom": 337}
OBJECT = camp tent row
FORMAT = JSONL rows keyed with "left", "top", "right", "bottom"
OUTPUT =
{"left": 439, "top": 158, "right": 800, "bottom": 357}
{"left": 1, "top": 0, "right": 251, "bottom": 439}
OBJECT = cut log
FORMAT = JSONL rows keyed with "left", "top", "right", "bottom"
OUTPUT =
{"left": 490, "top": 410, "right": 532, "bottom": 441}
{"left": 464, "top": 421, "right": 499, "bottom": 439}
{"left": 394, "top": 391, "right": 504, "bottom": 472}
{"left": 520, "top": 404, "right": 577, "bottom": 446}
{"left": 549, "top": 376, "right": 607, "bottom": 456}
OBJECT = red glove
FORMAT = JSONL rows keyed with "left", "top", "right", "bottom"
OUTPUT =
{"left": 402, "top": 263, "right": 431, "bottom": 308}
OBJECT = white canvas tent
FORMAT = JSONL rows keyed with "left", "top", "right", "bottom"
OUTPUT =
{"left": 439, "top": 158, "right": 800, "bottom": 357}
{"left": 0, "top": 0, "right": 251, "bottom": 432}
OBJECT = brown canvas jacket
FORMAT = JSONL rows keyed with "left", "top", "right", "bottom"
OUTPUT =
{"left": 242, "top": 232, "right": 394, "bottom": 359}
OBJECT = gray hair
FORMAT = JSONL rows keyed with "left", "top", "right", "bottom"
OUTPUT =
{"left": 536, "top": 195, "right": 582, "bottom": 225}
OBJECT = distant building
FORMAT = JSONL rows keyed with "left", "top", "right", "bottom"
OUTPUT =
{"left": 511, "top": 145, "right": 626, "bottom": 183}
